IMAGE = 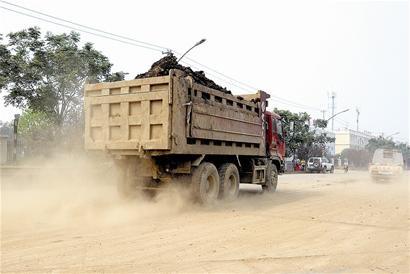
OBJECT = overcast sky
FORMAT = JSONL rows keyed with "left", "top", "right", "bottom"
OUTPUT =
{"left": 0, "top": 0, "right": 408, "bottom": 142}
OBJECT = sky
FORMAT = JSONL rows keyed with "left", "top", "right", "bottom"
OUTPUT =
{"left": 0, "top": 0, "right": 408, "bottom": 142}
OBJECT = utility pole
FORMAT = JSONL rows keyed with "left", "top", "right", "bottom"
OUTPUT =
{"left": 356, "top": 107, "right": 360, "bottom": 131}
{"left": 331, "top": 92, "right": 336, "bottom": 131}
{"left": 13, "top": 114, "right": 20, "bottom": 162}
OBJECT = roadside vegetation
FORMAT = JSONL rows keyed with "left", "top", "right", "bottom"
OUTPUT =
{"left": 0, "top": 27, "right": 125, "bottom": 155}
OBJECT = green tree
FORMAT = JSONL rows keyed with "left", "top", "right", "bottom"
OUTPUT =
{"left": 274, "top": 109, "right": 312, "bottom": 157}
{"left": 311, "top": 130, "right": 335, "bottom": 158}
{"left": 396, "top": 142, "right": 410, "bottom": 160}
{"left": 18, "top": 109, "right": 54, "bottom": 156}
{"left": 341, "top": 148, "right": 371, "bottom": 167}
{"left": 0, "top": 27, "right": 124, "bottom": 128}
{"left": 312, "top": 119, "right": 328, "bottom": 128}
{"left": 274, "top": 109, "right": 335, "bottom": 159}
{"left": 106, "top": 71, "right": 129, "bottom": 82}
{"left": 366, "top": 136, "right": 410, "bottom": 161}
{"left": 366, "top": 136, "right": 396, "bottom": 154}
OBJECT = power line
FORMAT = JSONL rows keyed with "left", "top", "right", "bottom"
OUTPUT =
{"left": 179, "top": 60, "right": 250, "bottom": 92}
{"left": 0, "top": 7, "right": 250, "bottom": 97}
{"left": 182, "top": 56, "right": 321, "bottom": 111}
{"left": 184, "top": 56, "right": 258, "bottom": 91}
{"left": 271, "top": 95, "right": 321, "bottom": 111}
{"left": 0, "top": 0, "right": 170, "bottom": 52}
{"left": 0, "top": 5, "right": 164, "bottom": 52}
{"left": 336, "top": 117, "right": 349, "bottom": 124}
{"left": 1, "top": 0, "right": 260, "bottom": 95}
{"left": 1, "top": 0, "right": 276, "bottom": 95}
{"left": 0, "top": 1, "right": 323, "bottom": 112}
{"left": 334, "top": 117, "right": 349, "bottom": 128}
{"left": 0, "top": 3, "right": 255, "bottom": 93}
{"left": 273, "top": 101, "right": 321, "bottom": 112}
{"left": 183, "top": 58, "right": 321, "bottom": 111}
{"left": 182, "top": 58, "right": 321, "bottom": 111}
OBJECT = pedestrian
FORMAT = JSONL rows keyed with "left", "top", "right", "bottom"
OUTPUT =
{"left": 301, "top": 159, "right": 306, "bottom": 171}
{"left": 344, "top": 160, "right": 349, "bottom": 173}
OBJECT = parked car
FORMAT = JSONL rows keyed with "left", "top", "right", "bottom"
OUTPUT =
{"left": 307, "top": 157, "right": 334, "bottom": 173}
{"left": 369, "top": 149, "right": 403, "bottom": 181}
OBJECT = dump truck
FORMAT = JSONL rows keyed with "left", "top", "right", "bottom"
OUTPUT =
{"left": 84, "top": 69, "right": 285, "bottom": 203}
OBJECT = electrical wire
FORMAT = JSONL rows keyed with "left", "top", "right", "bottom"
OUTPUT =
{"left": 0, "top": 5, "right": 163, "bottom": 52}
{"left": 0, "top": 0, "right": 170, "bottom": 52}
{"left": 0, "top": 1, "right": 323, "bottom": 112}
{"left": 334, "top": 117, "right": 350, "bottom": 127}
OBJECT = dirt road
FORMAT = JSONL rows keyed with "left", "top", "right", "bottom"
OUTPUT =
{"left": 1, "top": 164, "right": 409, "bottom": 273}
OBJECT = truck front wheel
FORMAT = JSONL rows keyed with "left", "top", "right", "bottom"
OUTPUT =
{"left": 262, "top": 162, "right": 278, "bottom": 193}
{"left": 218, "top": 163, "right": 240, "bottom": 201}
{"left": 192, "top": 162, "right": 220, "bottom": 204}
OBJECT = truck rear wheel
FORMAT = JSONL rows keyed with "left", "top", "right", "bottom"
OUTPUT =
{"left": 262, "top": 161, "right": 278, "bottom": 193}
{"left": 192, "top": 162, "right": 220, "bottom": 204}
{"left": 218, "top": 163, "right": 240, "bottom": 201}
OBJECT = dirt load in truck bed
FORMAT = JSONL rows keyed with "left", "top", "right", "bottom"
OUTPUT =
{"left": 135, "top": 53, "right": 231, "bottom": 94}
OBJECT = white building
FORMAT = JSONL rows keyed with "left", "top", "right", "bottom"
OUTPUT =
{"left": 334, "top": 128, "right": 374, "bottom": 154}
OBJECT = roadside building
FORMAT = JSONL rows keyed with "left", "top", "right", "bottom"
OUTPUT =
{"left": 334, "top": 128, "right": 374, "bottom": 154}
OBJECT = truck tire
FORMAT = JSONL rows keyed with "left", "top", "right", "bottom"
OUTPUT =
{"left": 192, "top": 162, "right": 220, "bottom": 204}
{"left": 262, "top": 161, "right": 278, "bottom": 193}
{"left": 218, "top": 163, "right": 240, "bottom": 201}
{"left": 330, "top": 166, "right": 334, "bottom": 173}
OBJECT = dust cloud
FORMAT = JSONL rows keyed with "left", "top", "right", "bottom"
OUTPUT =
{"left": 1, "top": 153, "right": 276, "bottom": 235}
{"left": 1, "top": 153, "right": 196, "bottom": 232}
{"left": 2, "top": 165, "right": 409, "bottom": 273}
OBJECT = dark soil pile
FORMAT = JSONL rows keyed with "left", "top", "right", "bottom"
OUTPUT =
{"left": 135, "top": 53, "right": 231, "bottom": 94}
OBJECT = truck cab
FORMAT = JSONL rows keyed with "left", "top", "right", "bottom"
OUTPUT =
{"left": 265, "top": 111, "right": 286, "bottom": 172}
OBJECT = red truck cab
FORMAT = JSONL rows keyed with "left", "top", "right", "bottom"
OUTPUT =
{"left": 265, "top": 111, "right": 286, "bottom": 172}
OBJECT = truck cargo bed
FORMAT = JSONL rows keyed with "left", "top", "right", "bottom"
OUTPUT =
{"left": 85, "top": 75, "right": 171, "bottom": 151}
{"left": 84, "top": 70, "right": 266, "bottom": 157}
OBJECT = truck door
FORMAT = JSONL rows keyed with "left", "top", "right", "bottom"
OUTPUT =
{"left": 272, "top": 118, "right": 286, "bottom": 158}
